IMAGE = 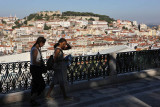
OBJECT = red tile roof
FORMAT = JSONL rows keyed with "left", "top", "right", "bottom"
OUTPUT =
{"left": 103, "top": 38, "right": 114, "bottom": 41}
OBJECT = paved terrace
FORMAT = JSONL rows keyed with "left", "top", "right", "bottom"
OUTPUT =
{"left": 1, "top": 68, "right": 160, "bottom": 107}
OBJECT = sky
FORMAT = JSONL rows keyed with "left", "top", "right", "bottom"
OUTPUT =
{"left": 0, "top": 0, "right": 160, "bottom": 25}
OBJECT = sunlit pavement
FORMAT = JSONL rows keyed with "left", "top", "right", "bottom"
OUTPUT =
{"left": 2, "top": 76, "right": 160, "bottom": 107}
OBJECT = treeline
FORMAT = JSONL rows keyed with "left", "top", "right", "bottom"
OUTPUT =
{"left": 25, "top": 11, "right": 115, "bottom": 22}
{"left": 26, "top": 13, "right": 37, "bottom": 21}
{"left": 62, "top": 11, "right": 115, "bottom": 23}
{"left": 24, "top": 13, "right": 49, "bottom": 21}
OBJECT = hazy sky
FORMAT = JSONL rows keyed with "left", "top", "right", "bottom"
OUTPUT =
{"left": 0, "top": 0, "right": 159, "bottom": 25}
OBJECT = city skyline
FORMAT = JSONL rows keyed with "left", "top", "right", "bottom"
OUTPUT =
{"left": 0, "top": 0, "right": 160, "bottom": 25}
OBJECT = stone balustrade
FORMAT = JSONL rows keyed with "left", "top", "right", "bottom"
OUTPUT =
{"left": 0, "top": 49, "right": 160, "bottom": 94}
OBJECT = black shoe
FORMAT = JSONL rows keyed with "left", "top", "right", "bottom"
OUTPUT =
{"left": 30, "top": 99, "right": 41, "bottom": 106}
{"left": 64, "top": 96, "right": 73, "bottom": 101}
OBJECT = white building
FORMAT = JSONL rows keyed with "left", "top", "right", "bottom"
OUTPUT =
{"left": 92, "top": 21, "right": 108, "bottom": 25}
{"left": 13, "top": 27, "right": 27, "bottom": 37}
{"left": 35, "top": 20, "right": 45, "bottom": 28}
{"left": 76, "top": 20, "right": 88, "bottom": 27}
{"left": 133, "top": 21, "right": 138, "bottom": 27}
{"left": 140, "top": 24, "right": 147, "bottom": 31}
{"left": 59, "top": 21, "right": 70, "bottom": 27}
{"left": 0, "top": 45, "right": 13, "bottom": 54}
{"left": 90, "top": 21, "right": 108, "bottom": 29}
{"left": 47, "top": 21, "right": 71, "bottom": 28}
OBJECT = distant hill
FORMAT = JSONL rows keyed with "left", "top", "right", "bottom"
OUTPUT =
{"left": 62, "top": 11, "right": 115, "bottom": 23}
{"left": 25, "top": 11, "right": 115, "bottom": 23}
{"left": 147, "top": 24, "right": 158, "bottom": 28}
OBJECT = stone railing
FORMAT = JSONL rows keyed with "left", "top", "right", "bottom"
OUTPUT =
{"left": 0, "top": 49, "right": 160, "bottom": 94}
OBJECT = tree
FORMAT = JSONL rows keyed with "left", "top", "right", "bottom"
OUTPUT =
{"left": 122, "top": 26, "right": 128, "bottom": 30}
{"left": 44, "top": 23, "right": 51, "bottom": 30}
{"left": 52, "top": 14, "right": 57, "bottom": 16}
{"left": 24, "top": 20, "right": 27, "bottom": 25}
{"left": 2, "top": 20, "right": 6, "bottom": 24}
{"left": 61, "top": 30, "right": 65, "bottom": 34}
{"left": 56, "top": 14, "right": 60, "bottom": 17}
{"left": 65, "top": 17, "right": 69, "bottom": 21}
{"left": 84, "top": 26, "right": 87, "bottom": 29}
{"left": 27, "top": 13, "right": 37, "bottom": 21}
{"left": 40, "top": 13, "right": 43, "bottom": 17}
{"left": 29, "top": 24, "right": 34, "bottom": 26}
{"left": 46, "top": 16, "right": 50, "bottom": 21}
{"left": 15, "top": 20, "right": 19, "bottom": 25}
{"left": 35, "top": 15, "right": 43, "bottom": 20}
{"left": 13, "top": 20, "right": 22, "bottom": 29}
{"left": 88, "top": 18, "right": 95, "bottom": 21}
{"left": 12, "top": 26, "right": 17, "bottom": 29}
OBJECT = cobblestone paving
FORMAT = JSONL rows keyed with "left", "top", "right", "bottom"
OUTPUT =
{"left": 2, "top": 76, "right": 160, "bottom": 107}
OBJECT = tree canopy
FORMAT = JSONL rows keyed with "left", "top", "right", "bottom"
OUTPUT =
{"left": 44, "top": 23, "right": 51, "bottom": 30}
{"left": 25, "top": 11, "right": 115, "bottom": 23}
{"left": 62, "top": 11, "right": 115, "bottom": 23}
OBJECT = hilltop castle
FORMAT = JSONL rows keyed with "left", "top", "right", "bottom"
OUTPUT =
{"left": 37, "top": 11, "right": 61, "bottom": 16}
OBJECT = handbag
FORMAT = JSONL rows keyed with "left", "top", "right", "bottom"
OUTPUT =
{"left": 39, "top": 48, "right": 47, "bottom": 73}
{"left": 40, "top": 60, "right": 47, "bottom": 73}
{"left": 47, "top": 55, "right": 54, "bottom": 70}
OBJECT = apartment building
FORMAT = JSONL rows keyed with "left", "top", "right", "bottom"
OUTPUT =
{"left": 140, "top": 24, "right": 148, "bottom": 31}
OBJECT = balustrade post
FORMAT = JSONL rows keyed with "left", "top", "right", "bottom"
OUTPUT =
{"left": 71, "top": 70, "right": 74, "bottom": 84}
{"left": 24, "top": 79, "right": 28, "bottom": 89}
{"left": 0, "top": 64, "right": 2, "bottom": 92}
{"left": 0, "top": 64, "right": 1, "bottom": 74}
{"left": 0, "top": 82, "right": 2, "bottom": 93}
{"left": 109, "top": 53, "right": 117, "bottom": 76}
{"left": 47, "top": 73, "right": 50, "bottom": 85}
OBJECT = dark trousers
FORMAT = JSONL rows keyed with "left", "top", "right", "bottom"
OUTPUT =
{"left": 30, "top": 65, "right": 45, "bottom": 96}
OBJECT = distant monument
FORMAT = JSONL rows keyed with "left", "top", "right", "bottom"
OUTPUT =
{"left": 37, "top": 11, "right": 61, "bottom": 16}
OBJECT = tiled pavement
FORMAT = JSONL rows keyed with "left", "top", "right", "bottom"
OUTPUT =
{"left": 2, "top": 76, "right": 160, "bottom": 107}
